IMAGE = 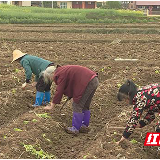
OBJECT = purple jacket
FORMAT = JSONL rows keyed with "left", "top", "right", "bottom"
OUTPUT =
{"left": 52, "top": 65, "right": 97, "bottom": 104}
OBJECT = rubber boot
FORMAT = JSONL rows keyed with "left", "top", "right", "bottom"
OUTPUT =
{"left": 43, "top": 91, "right": 50, "bottom": 105}
{"left": 80, "top": 110, "right": 90, "bottom": 133}
{"left": 65, "top": 112, "right": 84, "bottom": 135}
{"left": 32, "top": 91, "right": 44, "bottom": 107}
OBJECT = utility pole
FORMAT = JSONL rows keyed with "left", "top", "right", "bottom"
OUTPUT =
{"left": 41, "top": 1, "right": 44, "bottom": 7}
{"left": 52, "top": 1, "right": 53, "bottom": 8}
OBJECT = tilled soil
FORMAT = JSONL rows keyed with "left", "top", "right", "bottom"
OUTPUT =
{"left": 0, "top": 23, "right": 160, "bottom": 159}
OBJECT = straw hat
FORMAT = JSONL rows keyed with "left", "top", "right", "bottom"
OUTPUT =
{"left": 11, "top": 50, "right": 27, "bottom": 63}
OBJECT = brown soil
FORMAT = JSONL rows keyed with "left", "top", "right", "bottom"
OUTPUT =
{"left": 0, "top": 24, "right": 160, "bottom": 159}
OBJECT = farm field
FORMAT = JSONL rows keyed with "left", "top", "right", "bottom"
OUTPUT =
{"left": 0, "top": 23, "right": 160, "bottom": 158}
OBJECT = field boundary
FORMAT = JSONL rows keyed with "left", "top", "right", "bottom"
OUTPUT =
{"left": 1, "top": 38, "right": 160, "bottom": 44}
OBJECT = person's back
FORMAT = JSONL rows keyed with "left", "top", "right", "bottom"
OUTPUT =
{"left": 43, "top": 64, "right": 99, "bottom": 135}
{"left": 20, "top": 54, "right": 51, "bottom": 80}
{"left": 116, "top": 80, "right": 160, "bottom": 145}
{"left": 134, "top": 83, "right": 160, "bottom": 111}
{"left": 53, "top": 65, "right": 97, "bottom": 103}
{"left": 12, "top": 49, "right": 54, "bottom": 107}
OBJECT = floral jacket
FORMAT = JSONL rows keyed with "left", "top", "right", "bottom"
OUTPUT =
{"left": 123, "top": 83, "right": 160, "bottom": 139}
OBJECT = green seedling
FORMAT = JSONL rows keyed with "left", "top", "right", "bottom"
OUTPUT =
{"left": 23, "top": 121, "right": 30, "bottom": 124}
{"left": 42, "top": 133, "right": 51, "bottom": 142}
{"left": 132, "top": 78, "right": 136, "bottom": 81}
{"left": 32, "top": 119, "right": 37, "bottom": 122}
{"left": 14, "top": 128, "right": 22, "bottom": 132}
{"left": 136, "top": 84, "right": 140, "bottom": 88}
{"left": 112, "top": 138, "right": 116, "bottom": 142}
{"left": 12, "top": 89, "right": 16, "bottom": 94}
{"left": 130, "top": 139, "right": 138, "bottom": 144}
{"left": 83, "top": 153, "right": 96, "bottom": 159}
{"left": 3, "top": 135, "right": 7, "bottom": 139}
{"left": 83, "top": 155, "right": 88, "bottom": 159}
{"left": 155, "top": 70, "right": 159, "bottom": 74}
{"left": 113, "top": 131, "right": 117, "bottom": 135}
{"left": 36, "top": 113, "right": 51, "bottom": 119}
{"left": 23, "top": 143, "right": 55, "bottom": 159}
{"left": 13, "top": 75, "right": 20, "bottom": 82}
{"left": 15, "top": 68, "right": 20, "bottom": 73}
{"left": 117, "top": 83, "right": 121, "bottom": 88}
{"left": 121, "top": 112, "right": 126, "bottom": 116}
{"left": 101, "top": 68, "right": 104, "bottom": 72}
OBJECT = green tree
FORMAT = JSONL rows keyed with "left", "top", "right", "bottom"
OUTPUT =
{"left": 97, "top": 2, "right": 103, "bottom": 8}
{"left": 53, "top": 1, "right": 58, "bottom": 8}
{"left": 43, "top": 1, "right": 58, "bottom": 8}
{"left": 101, "top": 1, "right": 122, "bottom": 9}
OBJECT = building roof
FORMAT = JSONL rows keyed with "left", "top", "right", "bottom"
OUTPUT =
{"left": 136, "top": 1, "right": 160, "bottom": 5}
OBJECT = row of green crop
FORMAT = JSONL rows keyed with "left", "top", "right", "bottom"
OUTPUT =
{"left": 0, "top": 4, "right": 159, "bottom": 24}
{"left": 1, "top": 27, "right": 160, "bottom": 34}
{"left": 0, "top": 18, "right": 156, "bottom": 24}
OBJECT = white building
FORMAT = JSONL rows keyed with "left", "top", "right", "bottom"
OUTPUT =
{"left": 0, "top": 1, "right": 31, "bottom": 6}
{"left": 0, "top": 1, "right": 11, "bottom": 5}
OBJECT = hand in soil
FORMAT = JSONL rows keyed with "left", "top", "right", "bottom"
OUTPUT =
{"left": 116, "top": 136, "right": 126, "bottom": 145}
{"left": 44, "top": 105, "right": 53, "bottom": 110}
{"left": 116, "top": 141, "right": 120, "bottom": 145}
{"left": 22, "top": 82, "right": 27, "bottom": 89}
{"left": 135, "top": 123, "right": 141, "bottom": 128}
{"left": 44, "top": 103, "right": 55, "bottom": 110}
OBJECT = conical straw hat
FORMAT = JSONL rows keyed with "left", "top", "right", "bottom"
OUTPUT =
{"left": 11, "top": 50, "right": 27, "bottom": 63}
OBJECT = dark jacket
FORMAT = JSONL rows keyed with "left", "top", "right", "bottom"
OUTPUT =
{"left": 52, "top": 65, "right": 97, "bottom": 104}
{"left": 20, "top": 55, "right": 52, "bottom": 82}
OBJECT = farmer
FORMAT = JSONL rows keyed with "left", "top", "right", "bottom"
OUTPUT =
{"left": 116, "top": 80, "right": 160, "bottom": 145}
{"left": 11, "top": 49, "right": 54, "bottom": 107}
{"left": 41, "top": 65, "right": 99, "bottom": 135}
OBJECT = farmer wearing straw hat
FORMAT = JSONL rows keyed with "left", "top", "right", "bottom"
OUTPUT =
{"left": 41, "top": 65, "right": 99, "bottom": 135}
{"left": 116, "top": 80, "right": 160, "bottom": 145}
{"left": 12, "top": 49, "right": 54, "bottom": 107}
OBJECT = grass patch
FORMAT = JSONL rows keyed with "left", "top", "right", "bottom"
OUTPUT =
{"left": 0, "top": 4, "right": 160, "bottom": 24}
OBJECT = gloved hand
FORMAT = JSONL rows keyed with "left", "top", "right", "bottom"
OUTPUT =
{"left": 22, "top": 82, "right": 27, "bottom": 89}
